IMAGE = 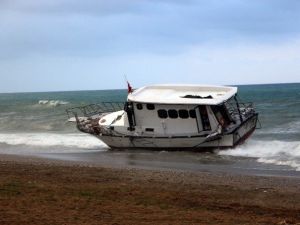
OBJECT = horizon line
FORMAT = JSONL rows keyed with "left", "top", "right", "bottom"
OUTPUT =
{"left": 0, "top": 81, "right": 299, "bottom": 95}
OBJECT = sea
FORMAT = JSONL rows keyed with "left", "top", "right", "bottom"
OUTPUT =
{"left": 0, "top": 83, "right": 300, "bottom": 176}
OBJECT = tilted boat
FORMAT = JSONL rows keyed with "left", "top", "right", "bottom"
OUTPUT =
{"left": 67, "top": 84, "right": 258, "bottom": 150}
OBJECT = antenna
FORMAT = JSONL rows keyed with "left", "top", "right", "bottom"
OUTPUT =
{"left": 124, "top": 74, "right": 128, "bottom": 83}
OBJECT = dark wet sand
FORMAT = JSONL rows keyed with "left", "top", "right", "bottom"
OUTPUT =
{"left": 0, "top": 154, "right": 300, "bottom": 225}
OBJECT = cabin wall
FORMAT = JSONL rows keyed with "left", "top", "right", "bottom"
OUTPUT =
{"left": 108, "top": 104, "right": 220, "bottom": 136}
{"left": 132, "top": 103, "right": 218, "bottom": 135}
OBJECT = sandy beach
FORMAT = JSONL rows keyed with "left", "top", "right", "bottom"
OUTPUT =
{"left": 0, "top": 154, "right": 299, "bottom": 225}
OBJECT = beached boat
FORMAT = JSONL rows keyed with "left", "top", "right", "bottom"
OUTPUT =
{"left": 67, "top": 84, "right": 258, "bottom": 150}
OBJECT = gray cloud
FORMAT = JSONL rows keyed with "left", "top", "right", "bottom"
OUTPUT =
{"left": 1, "top": 0, "right": 300, "bottom": 92}
{"left": 1, "top": 0, "right": 300, "bottom": 59}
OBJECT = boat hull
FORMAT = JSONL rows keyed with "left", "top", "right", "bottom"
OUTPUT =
{"left": 96, "top": 114, "right": 258, "bottom": 150}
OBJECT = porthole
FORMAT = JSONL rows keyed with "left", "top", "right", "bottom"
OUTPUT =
{"left": 168, "top": 109, "right": 178, "bottom": 119}
{"left": 146, "top": 104, "right": 155, "bottom": 110}
{"left": 136, "top": 103, "right": 143, "bottom": 110}
{"left": 189, "top": 109, "right": 196, "bottom": 118}
{"left": 179, "top": 109, "right": 189, "bottom": 119}
{"left": 158, "top": 109, "right": 168, "bottom": 119}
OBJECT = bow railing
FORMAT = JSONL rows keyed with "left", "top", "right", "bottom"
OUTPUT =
{"left": 66, "top": 102, "right": 125, "bottom": 119}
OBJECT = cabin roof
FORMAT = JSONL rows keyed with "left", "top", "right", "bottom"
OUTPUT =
{"left": 128, "top": 84, "right": 237, "bottom": 105}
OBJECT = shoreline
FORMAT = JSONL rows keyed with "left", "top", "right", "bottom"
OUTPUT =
{"left": 36, "top": 150, "right": 300, "bottom": 178}
{"left": 0, "top": 153, "right": 300, "bottom": 224}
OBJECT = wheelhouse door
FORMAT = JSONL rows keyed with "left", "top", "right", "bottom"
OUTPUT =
{"left": 124, "top": 102, "right": 136, "bottom": 131}
{"left": 195, "top": 105, "right": 212, "bottom": 133}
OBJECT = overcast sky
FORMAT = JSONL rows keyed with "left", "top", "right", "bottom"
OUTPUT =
{"left": 0, "top": 0, "right": 300, "bottom": 92}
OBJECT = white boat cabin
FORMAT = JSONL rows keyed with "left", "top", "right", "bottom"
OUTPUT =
{"left": 99, "top": 84, "right": 241, "bottom": 137}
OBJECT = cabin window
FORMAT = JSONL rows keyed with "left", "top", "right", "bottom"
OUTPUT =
{"left": 146, "top": 104, "right": 155, "bottom": 110}
{"left": 199, "top": 106, "right": 211, "bottom": 131}
{"left": 211, "top": 105, "right": 231, "bottom": 127}
{"left": 178, "top": 109, "right": 189, "bottom": 119}
{"left": 158, "top": 109, "right": 168, "bottom": 119}
{"left": 168, "top": 109, "right": 178, "bottom": 119}
{"left": 189, "top": 109, "right": 196, "bottom": 118}
{"left": 136, "top": 103, "right": 143, "bottom": 110}
{"left": 145, "top": 128, "right": 154, "bottom": 132}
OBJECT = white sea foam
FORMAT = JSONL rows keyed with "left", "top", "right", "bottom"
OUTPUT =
{"left": 219, "top": 139, "right": 300, "bottom": 171}
{"left": 0, "top": 133, "right": 108, "bottom": 152}
{"left": 0, "top": 112, "right": 17, "bottom": 116}
{"left": 38, "top": 100, "right": 69, "bottom": 107}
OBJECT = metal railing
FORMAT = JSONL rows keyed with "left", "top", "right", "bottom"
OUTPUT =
{"left": 225, "top": 101, "right": 255, "bottom": 120}
{"left": 66, "top": 102, "right": 125, "bottom": 119}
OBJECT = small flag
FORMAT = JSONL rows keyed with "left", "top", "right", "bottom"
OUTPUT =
{"left": 127, "top": 81, "right": 133, "bottom": 94}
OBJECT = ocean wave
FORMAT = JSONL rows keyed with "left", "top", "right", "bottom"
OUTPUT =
{"left": 38, "top": 100, "right": 69, "bottom": 107}
{"left": 257, "top": 120, "right": 300, "bottom": 135}
{"left": 0, "top": 133, "right": 107, "bottom": 150}
{"left": 0, "top": 112, "right": 17, "bottom": 116}
{"left": 219, "top": 140, "right": 300, "bottom": 171}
